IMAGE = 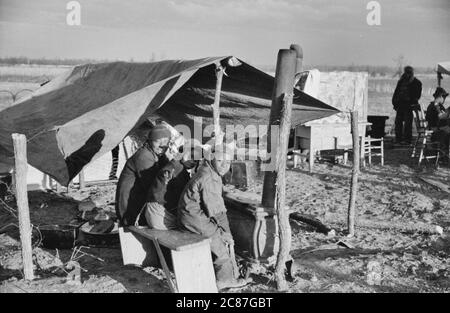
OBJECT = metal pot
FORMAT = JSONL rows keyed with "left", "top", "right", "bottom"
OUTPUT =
{"left": 78, "top": 221, "right": 120, "bottom": 248}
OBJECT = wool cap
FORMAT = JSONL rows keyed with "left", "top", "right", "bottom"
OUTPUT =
{"left": 148, "top": 124, "right": 171, "bottom": 141}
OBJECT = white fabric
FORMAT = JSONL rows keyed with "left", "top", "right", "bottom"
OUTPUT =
{"left": 303, "top": 69, "right": 321, "bottom": 98}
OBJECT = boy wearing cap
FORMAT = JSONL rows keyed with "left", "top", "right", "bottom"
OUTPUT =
{"left": 115, "top": 124, "right": 171, "bottom": 226}
{"left": 426, "top": 87, "right": 450, "bottom": 155}
{"left": 177, "top": 146, "right": 248, "bottom": 290}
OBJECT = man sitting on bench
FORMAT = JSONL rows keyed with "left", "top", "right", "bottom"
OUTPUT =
{"left": 177, "top": 145, "right": 248, "bottom": 290}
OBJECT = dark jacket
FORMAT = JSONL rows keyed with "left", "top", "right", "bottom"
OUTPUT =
{"left": 115, "top": 144, "right": 165, "bottom": 226}
{"left": 392, "top": 76, "right": 422, "bottom": 110}
{"left": 177, "top": 161, "right": 230, "bottom": 237}
{"left": 426, "top": 101, "right": 448, "bottom": 129}
{"left": 146, "top": 159, "right": 191, "bottom": 213}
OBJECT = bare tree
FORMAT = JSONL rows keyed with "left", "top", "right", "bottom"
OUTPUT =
{"left": 392, "top": 54, "right": 407, "bottom": 78}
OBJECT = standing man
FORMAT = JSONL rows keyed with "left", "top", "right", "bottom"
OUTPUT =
{"left": 177, "top": 146, "right": 248, "bottom": 290}
{"left": 115, "top": 124, "right": 171, "bottom": 226}
{"left": 392, "top": 66, "right": 422, "bottom": 144}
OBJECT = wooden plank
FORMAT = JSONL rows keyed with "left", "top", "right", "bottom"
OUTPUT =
{"left": 83, "top": 179, "right": 118, "bottom": 187}
{"left": 129, "top": 226, "right": 211, "bottom": 251}
{"left": 418, "top": 176, "right": 450, "bottom": 194}
{"left": 12, "top": 133, "right": 34, "bottom": 281}
{"left": 290, "top": 212, "right": 332, "bottom": 234}
{"left": 171, "top": 243, "right": 218, "bottom": 293}
{"left": 118, "top": 227, "right": 158, "bottom": 267}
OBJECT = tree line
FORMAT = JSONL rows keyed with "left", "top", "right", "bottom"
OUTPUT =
{"left": 0, "top": 57, "right": 436, "bottom": 77}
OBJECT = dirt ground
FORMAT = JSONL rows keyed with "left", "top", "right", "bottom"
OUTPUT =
{"left": 1, "top": 141, "right": 449, "bottom": 293}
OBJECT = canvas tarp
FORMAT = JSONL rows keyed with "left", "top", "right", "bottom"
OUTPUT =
{"left": 0, "top": 56, "right": 339, "bottom": 185}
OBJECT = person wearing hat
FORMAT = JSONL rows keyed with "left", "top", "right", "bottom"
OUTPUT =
{"left": 177, "top": 144, "right": 249, "bottom": 290}
{"left": 392, "top": 66, "right": 422, "bottom": 145}
{"left": 425, "top": 86, "right": 450, "bottom": 156}
{"left": 115, "top": 123, "right": 172, "bottom": 226}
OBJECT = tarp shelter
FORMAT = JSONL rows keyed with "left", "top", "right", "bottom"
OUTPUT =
{"left": 0, "top": 56, "right": 339, "bottom": 186}
{"left": 437, "top": 62, "right": 450, "bottom": 76}
{"left": 437, "top": 61, "right": 450, "bottom": 86}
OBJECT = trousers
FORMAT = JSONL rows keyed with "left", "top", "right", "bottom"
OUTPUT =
{"left": 395, "top": 107, "right": 413, "bottom": 143}
{"left": 144, "top": 202, "right": 177, "bottom": 230}
{"left": 210, "top": 230, "right": 238, "bottom": 283}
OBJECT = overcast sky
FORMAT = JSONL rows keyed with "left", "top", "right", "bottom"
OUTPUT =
{"left": 0, "top": 0, "right": 449, "bottom": 67}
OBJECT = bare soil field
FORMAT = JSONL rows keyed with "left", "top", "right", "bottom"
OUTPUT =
{"left": 1, "top": 145, "right": 449, "bottom": 293}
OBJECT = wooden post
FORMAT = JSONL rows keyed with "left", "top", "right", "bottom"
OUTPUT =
{"left": 262, "top": 49, "right": 297, "bottom": 208}
{"left": 348, "top": 111, "right": 359, "bottom": 236}
{"left": 12, "top": 133, "right": 34, "bottom": 281}
{"left": 213, "top": 63, "right": 224, "bottom": 145}
{"left": 289, "top": 44, "right": 303, "bottom": 76}
{"left": 78, "top": 170, "right": 85, "bottom": 190}
{"left": 261, "top": 49, "right": 297, "bottom": 291}
{"left": 274, "top": 93, "right": 293, "bottom": 291}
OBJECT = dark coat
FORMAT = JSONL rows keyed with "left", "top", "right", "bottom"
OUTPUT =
{"left": 115, "top": 144, "right": 164, "bottom": 226}
{"left": 392, "top": 76, "right": 422, "bottom": 111}
{"left": 177, "top": 161, "right": 230, "bottom": 237}
{"left": 146, "top": 159, "right": 191, "bottom": 213}
{"left": 426, "top": 101, "right": 448, "bottom": 129}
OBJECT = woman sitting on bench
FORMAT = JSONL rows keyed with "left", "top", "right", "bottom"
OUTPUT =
{"left": 115, "top": 123, "right": 172, "bottom": 226}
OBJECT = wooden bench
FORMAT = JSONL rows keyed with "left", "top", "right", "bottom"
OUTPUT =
{"left": 119, "top": 226, "right": 217, "bottom": 293}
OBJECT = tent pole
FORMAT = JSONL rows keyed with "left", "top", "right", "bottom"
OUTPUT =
{"left": 347, "top": 111, "right": 360, "bottom": 236}
{"left": 12, "top": 133, "right": 34, "bottom": 281}
{"left": 213, "top": 63, "right": 224, "bottom": 144}
{"left": 79, "top": 170, "right": 85, "bottom": 189}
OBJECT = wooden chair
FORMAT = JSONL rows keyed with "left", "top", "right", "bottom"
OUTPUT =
{"left": 361, "top": 136, "right": 384, "bottom": 166}
{"left": 411, "top": 107, "right": 440, "bottom": 166}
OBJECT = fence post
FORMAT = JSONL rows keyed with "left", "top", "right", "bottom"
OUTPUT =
{"left": 12, "top": 133, "right": 34, "bottom": 281}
